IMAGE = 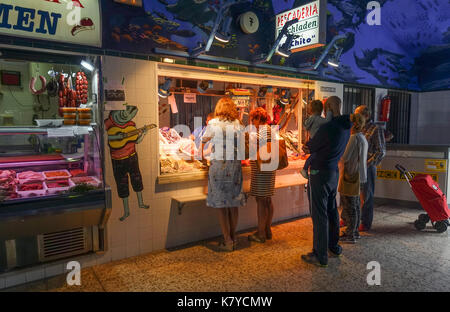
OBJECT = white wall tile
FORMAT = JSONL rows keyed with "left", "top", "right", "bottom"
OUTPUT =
{"left": 45, "top": 263, "right": 65, "bottom": 278}
{"left": 111, "top": 246, "right": 127, "bottom": 261}
{"left": 25, "top": 268, "right": 45, "bottom": 283}
{"left": 5, "top": 273, "right": 26, "bottom": 289}
{"left": 139, "top": 239, "right": 153, "bottom": 254}
{"left": 126, "top": 243, "right": 139, "bottom": 258}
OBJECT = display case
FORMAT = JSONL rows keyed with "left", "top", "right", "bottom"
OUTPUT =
{"left": 156, "top": 74, "right": 314, "bottom": 185}
{"left": 0, "top": 50, "right": 111, "bottom": 272}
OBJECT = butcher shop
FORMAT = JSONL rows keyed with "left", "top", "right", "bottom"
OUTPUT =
{"left": 0, "top": 0, "right": 109, "bottom": 275}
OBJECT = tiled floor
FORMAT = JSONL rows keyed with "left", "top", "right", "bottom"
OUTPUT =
{"left": 3, "top": 205, "right": 450, "bottom": 292}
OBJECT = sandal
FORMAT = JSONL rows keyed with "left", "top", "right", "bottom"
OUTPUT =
{"left": 266, "top": 227, "right": 272, "bottom": 240}
{"left": 217, "top": 241, "right": 234, "bottom": 252}
{"left": 248, "top": 233, "right": 266, "bottom": 243}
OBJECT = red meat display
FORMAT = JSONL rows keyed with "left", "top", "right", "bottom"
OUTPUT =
{"left": 46, "top": 180, "right": 70, "bottom": 188}
{"left": 17, "top": 171, "right": 45, "bottom": 183}
{"left": 0, "top": 170, "right": 17, "bottom": 199}
{"left": 18, "top": 183, "right": 43, "bottom": 191}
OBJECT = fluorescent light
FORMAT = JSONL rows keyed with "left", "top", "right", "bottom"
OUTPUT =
{"left": 81, "top": 60, "right": 94, "bottom": 71}
{"left": 163, "top": 58, "right": 175, "bottom": 64}
{"left": 214, "top": 34, "right": 230, "bottom": 43}
{"left": 276, "top": 49, "right": 291, "bottom": 58}
{"left": 327, "top": 59, "right": 340, "bottom": 67}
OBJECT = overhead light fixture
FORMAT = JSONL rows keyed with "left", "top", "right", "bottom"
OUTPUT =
{"left": 327, "top": 46, "right": 343, "bottom": 68}
{"left": 158, "top": 78, "right": 172, "bottom": 98}
{"left": 215, "top": 16, "right": 232, "bottom": 43}
{"left": 252, "top": 18, "right": 298, "bottom": 64}
{"left": 189, "top": 0, "right": 237, "bottom": 57}
{"left": 198, "top": 80, "right": 213, "bottom": 93}
{"left": 81, "top": 60, "right": 94, "bottom": 72}
{"left": 276, "top": 33, "right": 295, "bottom": 58}
{"left": 163, "top": 57, "right": 175, "bottom": 64}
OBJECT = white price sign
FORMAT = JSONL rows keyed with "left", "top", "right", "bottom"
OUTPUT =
{"left": 47, "top": 127, "right": 74, "bottom": 137}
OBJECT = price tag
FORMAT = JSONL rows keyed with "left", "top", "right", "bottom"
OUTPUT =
{"left": 47, "top": 127, "right": 74, "bottom": 137}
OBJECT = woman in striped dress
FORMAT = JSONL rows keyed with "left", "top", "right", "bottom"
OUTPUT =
{"left": 248, "top": 108, "right": 276, "bottom": 243}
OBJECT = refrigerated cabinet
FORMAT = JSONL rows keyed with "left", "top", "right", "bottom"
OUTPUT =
{"left": 0, "top": 126, "right": 111, "bottom": 272}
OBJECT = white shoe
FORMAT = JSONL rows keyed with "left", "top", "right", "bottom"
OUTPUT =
{"left": 300, "top": 169, "right": 309, "bottom": 179}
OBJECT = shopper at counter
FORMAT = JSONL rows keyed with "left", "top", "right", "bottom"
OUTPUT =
{"left": 354, "top": 105, "right": 386, "bottom": 231}
{"left": 301, "top": 96, "right": 351, "bottom": 267}
{"left": 201, "top": 97, "right": 246, "bottom": 252}
{"left": 339, "top": 113, "right": 368, "bottom": 244}
{"left": 301, "top": 100, "right": 333, "bottom": 179}
{"left": 247, "top": 108, "right": 276, "bottom": 243}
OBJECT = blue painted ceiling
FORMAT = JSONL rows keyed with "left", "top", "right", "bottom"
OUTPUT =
{"left": 102, "top": 0, "right": 450, "bottom": 91}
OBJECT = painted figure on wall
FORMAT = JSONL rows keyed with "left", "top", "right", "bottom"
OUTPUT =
{"left": 105, "top": 105, "right": 156, "bottom": 221}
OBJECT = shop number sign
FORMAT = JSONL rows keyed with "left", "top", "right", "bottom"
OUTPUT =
{"left": 275, "top": 0, "right": 326, "bottom": 53}
{"left": 0, "top": 0, "right": 101, "bottom": 47}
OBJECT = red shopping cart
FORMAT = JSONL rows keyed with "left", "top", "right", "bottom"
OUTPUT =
{"left": 396, "top": 164, "right": 450, "bottom": 233}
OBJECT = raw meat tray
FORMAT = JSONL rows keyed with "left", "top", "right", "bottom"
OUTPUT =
{"left": 45, "top": 179, "right": 76, "bottom": 195}
{"left": 42, "top": 170, "right": 71, "bottom": 180}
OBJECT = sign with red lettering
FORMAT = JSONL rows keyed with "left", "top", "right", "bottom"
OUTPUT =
{"left": 275, "top": 0, "right": 327, "bottom": 53}
{"left": 0, "top": 0, "right": 101, "bottom": 47}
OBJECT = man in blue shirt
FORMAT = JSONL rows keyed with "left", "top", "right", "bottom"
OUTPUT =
{"left": 301, "top": 96, "right": 352, "bottom": 267}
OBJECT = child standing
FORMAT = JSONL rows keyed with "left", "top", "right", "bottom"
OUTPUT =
{"left": 301, "top": 100, "right": 332, "bottom": 179}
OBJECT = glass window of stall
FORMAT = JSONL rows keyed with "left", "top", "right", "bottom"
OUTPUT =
{"left": 0, "top": 49, "right": 104, "bottom": 204}
{"left": 157, "top": 76, "right": 314, "bottom": 180}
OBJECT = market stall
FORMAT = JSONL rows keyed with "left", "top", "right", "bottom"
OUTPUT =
{"left": 155, "top": 63, "right": 313, "bottom": 190}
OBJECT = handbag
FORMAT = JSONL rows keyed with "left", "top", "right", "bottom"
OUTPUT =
{"left": 276, "top": 138, "right": 289, "bottom": 170}
{"left": 257, "top": 137, "right": 289, "bottom": 171}
{"left": 338, "top": 169, "right": 360, "bottom": 197}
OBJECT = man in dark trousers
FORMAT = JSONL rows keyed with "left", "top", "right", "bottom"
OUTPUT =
{"left": 301, "top": 96, "right": 351, "bottom": 267}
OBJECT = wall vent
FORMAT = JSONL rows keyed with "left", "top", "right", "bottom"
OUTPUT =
{"left": 38, "top": 227, "right": 92, "bottom": 262}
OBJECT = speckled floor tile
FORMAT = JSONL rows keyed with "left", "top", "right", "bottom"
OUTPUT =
{"left": 6, "top": 205, "right": 449, "bottom": 292}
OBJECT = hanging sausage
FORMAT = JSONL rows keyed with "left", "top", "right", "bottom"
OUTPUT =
{"left": 76, "top": 71, "right": 89, "bottom": 105}
{"left": 29, "top": 76, "right": 47, "bottom": 95}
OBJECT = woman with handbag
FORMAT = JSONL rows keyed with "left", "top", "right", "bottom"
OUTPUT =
{"left": 247, "top": 108, "right": 277, "bottom": 243}
{"left": 339, "top": 113, "right": 368, "bottom": 244}
{"left": 201, "top": 97, "right": 246, "bottom": 252}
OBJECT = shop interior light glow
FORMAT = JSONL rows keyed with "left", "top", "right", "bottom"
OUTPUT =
{"left": 163, "top": 58, "right": 175, "bottom": 64}
{"left": 81, "top": 60, "right": 94, "bottom": 72}
{"left": 158, "top": 78, "right": 172, "bottom": 98}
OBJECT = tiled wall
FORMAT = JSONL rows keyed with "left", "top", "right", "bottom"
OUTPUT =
{"left": 412, "top": 90, "right": 450, "bottom": 145}
{"left": 0, "top": 56, "right": 310, "bottom": 290}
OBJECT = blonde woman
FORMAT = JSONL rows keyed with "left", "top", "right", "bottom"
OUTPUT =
{"left": 201, "top": 97, "right": 246, "bottom": 252}
{"left": 339, "top": 113, "right": 368, "bottom": 244}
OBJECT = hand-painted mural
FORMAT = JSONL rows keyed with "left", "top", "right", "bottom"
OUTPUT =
{"left": 105, "top": 105, "right": 156, "bottom": 221}
{"left": 102, "top": 0, "right": 450, "bottom": 91}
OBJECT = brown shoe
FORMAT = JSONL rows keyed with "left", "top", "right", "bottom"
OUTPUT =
{"left": 248, "top": 233, "right": 266, "bottom": 243}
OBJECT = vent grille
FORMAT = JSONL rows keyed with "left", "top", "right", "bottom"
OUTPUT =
{"left": 38, "top": 228, "right": 92, "bottom": 262}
